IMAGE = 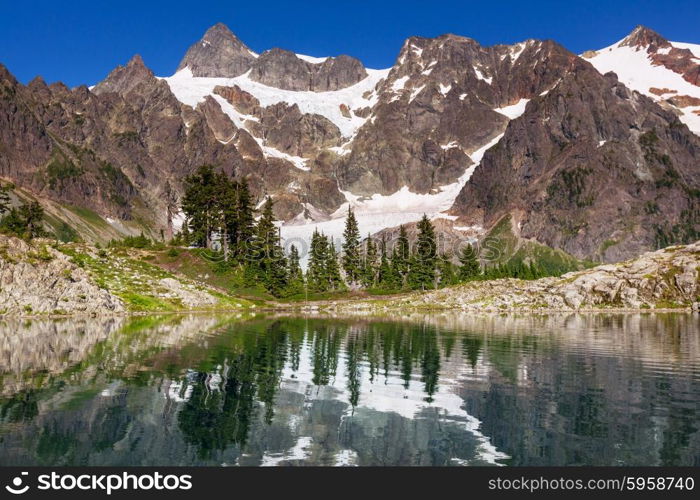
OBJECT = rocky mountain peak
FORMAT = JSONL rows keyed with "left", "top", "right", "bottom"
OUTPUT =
{"left": 619, "top": 25, "right": 670, "bottom": 50}
{"left": 92, "top": 54, "right": 156, "bottom": 95}
{"left": 247, "top": 48, "right": 367, "bottom": 91}
{"left": 176, "top": 23, "right": 256, "bottom": 77}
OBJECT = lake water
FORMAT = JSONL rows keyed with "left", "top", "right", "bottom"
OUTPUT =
{"left": 0, "top": 313, "right": 698, "bottom": 466}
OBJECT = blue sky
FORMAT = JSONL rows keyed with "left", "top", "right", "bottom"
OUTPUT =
{"left": 1, "top": 0, "right": 698, "bottom": 87}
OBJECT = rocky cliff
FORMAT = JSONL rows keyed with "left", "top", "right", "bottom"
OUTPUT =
{"left": 450, "top": 58, "right": 700, "bottom": 262}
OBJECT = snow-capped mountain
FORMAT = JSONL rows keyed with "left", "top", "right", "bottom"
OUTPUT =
{"left": 584, "top": 26, "right": 700, "bottom": 134}
{"left": 0, "top": 24, "right": 698, "bottom": 263}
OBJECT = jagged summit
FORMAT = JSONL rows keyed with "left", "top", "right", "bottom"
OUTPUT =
{"left": 176, "top": 23, "right": 256, "bottom": 77}
{"left": 619, "top": 25, "right": 670, "bottom": 49}
{"left": 92, "top": 54, "right": 155, "bottom": 95}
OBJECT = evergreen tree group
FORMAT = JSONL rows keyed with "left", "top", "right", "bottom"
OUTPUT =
{"left": 178, "top": 166, "right": 562, "bottom": 298}
{"left": 180, "top": 165, "right": 293, "bottom": 297}
{"left": 0, "top": 182, "right": 46, "bottom": 239}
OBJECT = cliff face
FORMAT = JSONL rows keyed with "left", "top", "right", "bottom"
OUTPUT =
{"left": 450, "top": 60, "right": 700, "bottom": 262}
{"left": 335, "top": 36, "right": 578, "bottom": 195}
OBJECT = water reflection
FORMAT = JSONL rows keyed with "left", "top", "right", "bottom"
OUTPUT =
{"left": 0, "top": 313, "right": 698, "bottom": 466}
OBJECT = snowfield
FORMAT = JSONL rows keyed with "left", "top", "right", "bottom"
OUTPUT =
{"left": 163, "top": 66, "right": 390, "bottom": 139}
{"left": 280, "top": 134, "right": 503, "bottom": 264}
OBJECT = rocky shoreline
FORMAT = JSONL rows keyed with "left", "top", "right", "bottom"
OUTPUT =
{"left": 299, "top": 241, "right": 700, "bottom": 314}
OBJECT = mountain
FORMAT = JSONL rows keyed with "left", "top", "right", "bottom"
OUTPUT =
{"left": 449, "top": 57, "right": 700, "bottom": 262}
{"left": 583, "top": 26, "right": 700, "bottom": 135}
{"left": 0, "top": 23, "right": 698, "bottom": 263}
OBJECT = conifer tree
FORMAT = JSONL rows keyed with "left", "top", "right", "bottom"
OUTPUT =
{"left": 307, "top": 229, "right": 329, "bottom": 292}
{"left": 214, "top": 171, "right": 234, "bottom": 260}
{"left": 181, "top": 165, "right": 218, "bottom": 248}
{"left": 458, "top": 243, "right": 481, "bottom": 281}
{"left": 361, "top": 234, "right": 378, "bottom": 287}
{"left": 0, "top": 182, "right": 10, "bottom": 215}
{"left": 233, "top": 178, "right": 255, "bottom": 260}
{"left": 409, "top": 215, "right": 437, "bottom": 290}
{"left": 285, "top": 244, "right": 305, "bottom": 295}
{"left": 342, "top": 207, "right": 361, "bottom": 284}
{"left": 438, "top": 253, "right": 457, "bottom": 287}
{"left": 326, "top": 241, "right": 344, "bottom": 291}
{"left": 394, "top": 225, "right": 410, "bottom": 282}
{"left": 377, "top": 235, "right": 396, "bottom": 289}
{"left": 253, "top": 197, "right": 287, "bottom": 295}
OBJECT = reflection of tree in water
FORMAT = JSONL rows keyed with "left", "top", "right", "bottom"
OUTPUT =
{"left": 176, "top": 319, "right": 444, "bottom": 455}
{"left": 177, "top": 321, "right": 288, "bottom": 457}
{"left": 311, "top": 324, "right": 343, "bottom": 386}
{"left": 0, "top": 390, "right": 39, "bottom": 423}
{"left": 4, "top": 315, "right": 697, "bottom": 466}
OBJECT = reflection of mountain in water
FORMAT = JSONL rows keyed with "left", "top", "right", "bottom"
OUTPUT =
{"left": 0, "top": 314, "right": 698, "bottom": 466}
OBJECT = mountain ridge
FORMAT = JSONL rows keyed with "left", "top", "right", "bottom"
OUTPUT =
{"left": 0, "top": 23, "right": 698, "bottom": 264}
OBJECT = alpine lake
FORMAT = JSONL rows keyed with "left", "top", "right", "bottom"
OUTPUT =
{"left": 1, "top": 312, "right": 698, "bottom": 466}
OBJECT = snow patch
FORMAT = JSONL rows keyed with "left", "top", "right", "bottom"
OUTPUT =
{"left": 473, "top": 67, "right": 493, "bottom": 84}
{"left": 391, "top": 75, "right": 410, "bottom": 92}
{"left": 409, "top": 84, "right": 425, "bottom": 102}
{"left": 280, "top": 133, "right": 504, "bottom": 266}
{"left": 494, "top": 98, "right": 530, "bottom": 119}
{"left": 296, "top": 53, "right": 329, "bottom": 64}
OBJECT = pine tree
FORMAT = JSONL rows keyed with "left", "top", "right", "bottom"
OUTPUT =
{"left": 438, "top": 253, "right": 457, "bottom": 287}
{"left": 361, "top": 234, "right": 378, "bottom": 288}
{"left": 409, "top": 215, "right": 437, "bottom": 290}
{"left": 285, "top": 244, "right": 305, "bottom": 296}
{"left": 253, "top": 197, "right": 287, "bottom": 295}
{"left": 0, "top": 182, "right": 10, "bottom": 216}
{"left": 307, "top": 229, "right": 329, "bottom": 292}
{"left": 341, "top": 207, "right": 361, "bottom": 284}
{"left": 214, "top": 171, "right": 234, "bottom": 260}
{"left": 182, "top": 165, "right": 219, "bottom": 248}
{"left": 20, "top": 201, "right": 44, "bottom": 238}
{"left": 233, "top": 178, "right": 255, "bottom": 261}
{"left": 377, "top": 235, "right": 397, "bottom": 289}
{"left": 458, "top": 244, "right": 481, "bottom": 281}
{"left": 326, "top": 241, "right": 344, "bottom": 291}
{"left": 394, "top": 225, "right": 410, "bottom": 282}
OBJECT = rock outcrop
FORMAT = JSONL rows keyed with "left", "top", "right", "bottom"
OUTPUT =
{"left": 248, "top": 50, "right": 367, "bottom": 91}
{"left": 0, "top": 235, "right": 123, "bottom": 315}
{"left": 0, "top": 235, "right": 249, "bottom": 316}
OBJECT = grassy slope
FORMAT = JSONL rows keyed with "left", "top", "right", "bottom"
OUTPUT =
{"left": 481, "top": 214, "right": 595, "bottom": 274}
{"left": 56, "top": 244, "right": 253, "bottom": 312}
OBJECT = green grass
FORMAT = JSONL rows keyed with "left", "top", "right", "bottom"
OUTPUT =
{"left": 57, "top": 244, "right": 253, "bottom": 312}
{"left": 148, "top": 248, "right": 274, "bottom": 302}
{"left": 64, "top": 205, "right": 111, "bottom": 230}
